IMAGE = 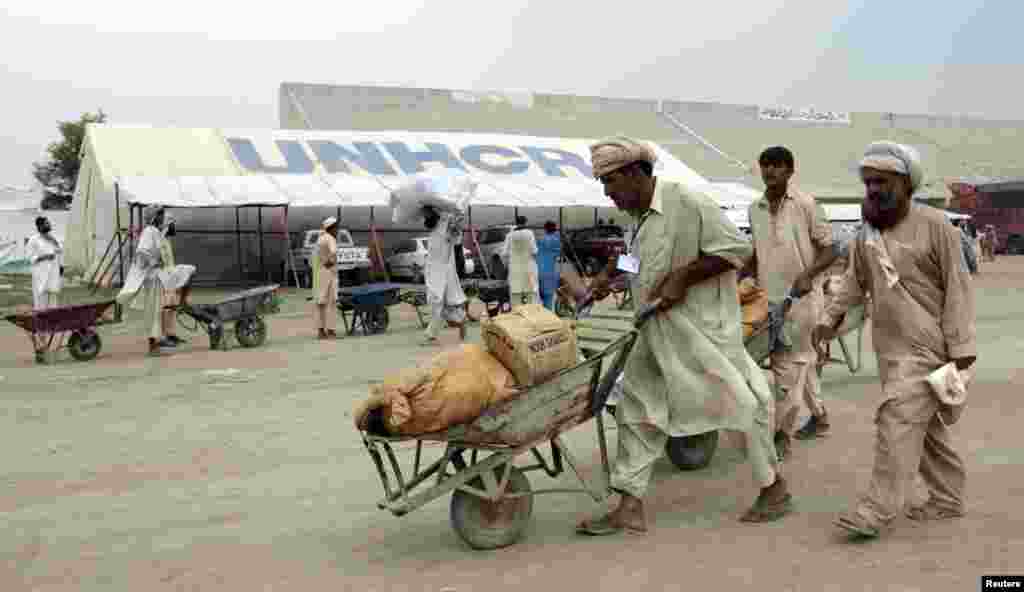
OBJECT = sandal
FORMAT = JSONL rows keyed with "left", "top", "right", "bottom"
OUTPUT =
{"left": 905, "top": 503, "right": 963, "bottom": 522}
{"left": 834, "top": 512, "right": 880, "bottom": 538}
{"left": 740, "top": 477, "right": 794, "bottom": 523}
{"left": 740, "top": 493, "right": 793, "bottom": 522}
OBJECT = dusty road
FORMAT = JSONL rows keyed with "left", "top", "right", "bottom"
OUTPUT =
{"left": 1, "top": 262, "right": 1022, "bottom": 591}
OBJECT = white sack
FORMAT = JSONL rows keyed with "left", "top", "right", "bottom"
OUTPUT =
{"left": 391, "top": 171, "right": 477, "bottom": 225}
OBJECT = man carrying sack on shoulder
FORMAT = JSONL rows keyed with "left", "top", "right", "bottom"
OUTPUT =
{"left": 815, "top": 141, "right": 976, "bottom": 539}
{"left": 576, "top": 137, "right": 791, "bottom": 537}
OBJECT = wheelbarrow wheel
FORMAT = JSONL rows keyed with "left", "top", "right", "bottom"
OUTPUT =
{"left": 235, "top": 317, "right": 267, "bottom": 348}
{"left": 366, "top": 306, "right": 389, "bottom": 334}
{"left": 665, "top": 430, "right": 719, "bottom": 471}
{"left": 68, "top": 330, "right": 102, "bottom": 362}
{"left": 450, "top": 465, "right": 533, "bottom": 550}
{"left": 208, "top": 325, "right": 224, "bottom": 350}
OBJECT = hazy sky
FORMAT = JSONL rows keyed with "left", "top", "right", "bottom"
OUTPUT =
{"left": 1, "top": 0, "right": 1020, "bottom": 188}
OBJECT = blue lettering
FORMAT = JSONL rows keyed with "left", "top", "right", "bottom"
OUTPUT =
{"left": 520, "top": 146, "right": 593, "bottom": 178}
{"left": 308, "top": 140, "right": 397, "bottom": 176}
{"left": 459, "top": 145, "right": 530, "bottom": 175}
{"left": 384, "top": 142, "right": 468, "bottom": 174}
{"left": 228, "top": 138, "right": 314, "bottom": 174}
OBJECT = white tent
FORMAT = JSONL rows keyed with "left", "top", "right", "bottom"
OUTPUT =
{"left": 71, "top": 124, "right": 771, "bottom": 284}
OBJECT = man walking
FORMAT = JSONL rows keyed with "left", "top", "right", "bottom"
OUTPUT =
{"left": 816, "top": 141, "right": 976, "bottom": 539}
{"left": 422, "top": 206, "right": 467, "bottom": 345}
{"left": 117, "top": 206, "right": 170, "bottom": 356}
{"left": 746, "top": 146, "right": 840, "bottom": 458}
{"left": 576, "top": 137, "right": 791, "bottom": 535}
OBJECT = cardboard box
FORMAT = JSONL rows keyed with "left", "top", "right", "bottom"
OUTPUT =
{"left": 482, "top": 304, "right": 577, "bottom": 387}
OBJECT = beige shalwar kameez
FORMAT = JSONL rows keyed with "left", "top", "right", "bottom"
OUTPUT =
{"left": 613, "top": 180, "right": 780, "bottom": 498}
{"left": 824, "top": 204, "right": 976, "bottom": 528}
{"left": 314, "top": 232, "right": 338, "bottom": 332}
{"left": 748, "top": 191, "right": 831, "bottom": 435}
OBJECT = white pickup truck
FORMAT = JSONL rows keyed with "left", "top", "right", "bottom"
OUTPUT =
{"left": 294, "top": 228, "right": 371, "bottom": 286}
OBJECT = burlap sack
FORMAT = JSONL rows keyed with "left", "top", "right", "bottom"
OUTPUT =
{"left": 482, "top": 303, "right": 577, "bottom": 387}
{"left": 354, "top": 344, "right": 518, "bottom": 436}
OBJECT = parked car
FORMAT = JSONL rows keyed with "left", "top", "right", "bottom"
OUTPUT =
{"left": 387, "top": 237, "right": 475, "bottom": 283}
{"left": 293, "top": 228, "right": 371, "bottom": 287}
{"left": 564, "top": 225, "right": 626, "bottom": 276}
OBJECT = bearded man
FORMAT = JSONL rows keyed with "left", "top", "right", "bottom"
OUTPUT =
{"left": 816, "top": 141, "right": 976, "bottom": 539}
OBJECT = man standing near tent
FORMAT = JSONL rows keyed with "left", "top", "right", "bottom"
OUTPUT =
{"left": 577, "top": 137, "right": 791, "bottom": 536}
{"left": 422, "top": 206, "right": 467, "bottom": 345}
{"left": 746, "top": 146, "right": 840, "bottom": 457}
{"left": 815, "top": 141, "right": 976, "bottom": 539}
{"left": 313, "top": 217, "right": 339, "bottom": 339}
{"left": 26, "top": 216, "right": 63, "bottom": 361}
{"left": 502, "top": 216, "right": 539, "bottom": 306}
{"left": 117, "top": 206, "right": 170, "bottom": 356}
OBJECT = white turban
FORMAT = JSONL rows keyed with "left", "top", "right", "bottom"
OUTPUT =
{"left": 590, "top": 136, "right": 658, "bottom": 178}
{"left": 860, "top": 141, "right": 924, "bottom": 192}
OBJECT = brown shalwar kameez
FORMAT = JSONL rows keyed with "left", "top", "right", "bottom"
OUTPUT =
{"left": 824, "top": 204, "right": 976, "bottom": 530}
{"left": 749, "top": 190, "right": 832, "bottom": 435}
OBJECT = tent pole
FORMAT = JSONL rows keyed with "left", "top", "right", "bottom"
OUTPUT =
{"left": 258, "top": 206, "right": 265, "bottom": 283}
{"left": 129, "top": 205, "right": 138, "bottom": 270}
{"left": 114, "top": 183, "right": 125, "bottom": 288}
{"left": 284, "top": 205, "right": 299, "bottom": 288}
{"left": 236, "top": 207, "right": 243, "bottom": 287}
{"left": 369, "top": 207, "right": 389, "bottom": 283}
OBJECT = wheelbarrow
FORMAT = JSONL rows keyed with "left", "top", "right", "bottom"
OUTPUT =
{"left": 176, "top": 284, "right": 280, "bottom": 350}
{"left": 360, "top": 330, "right": 638, "bottom": 550}
{"left": 338, "top": 283, "right": 403, "bottom": 336}
{"left": 5, "top": 300, "right": 116, "bottom": 364}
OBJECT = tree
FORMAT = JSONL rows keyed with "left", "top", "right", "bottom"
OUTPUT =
{"left": 32, "top": 110, "right": 107, "bottom": 203}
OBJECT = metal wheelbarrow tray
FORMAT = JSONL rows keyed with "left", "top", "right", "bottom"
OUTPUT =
{"left": 177, "top": 284, "right": 279, "bottom": 350}
{"left": 338, "top": 283, "right": 406, "bottom": 336}
{"left": 464, "top": 279, "right": 511, "bottom": 318}
{"left": 4, "top": 300, "right": 116, "bottom": 363}
{"left": 359, "top": 330, "right": 638, "bottom": 550}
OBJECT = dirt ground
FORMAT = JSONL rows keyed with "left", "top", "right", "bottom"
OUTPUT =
{"left": 1, "top": 261, "right": 1022, "bottom": 591}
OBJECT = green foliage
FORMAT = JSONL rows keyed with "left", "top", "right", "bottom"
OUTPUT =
{"left": 32, "top": 110, "right": 107, "bottom": 197}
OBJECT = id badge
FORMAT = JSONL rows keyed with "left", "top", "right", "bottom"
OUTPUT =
{"left": 617, "top": 254, "right": 640, "bottom": 274}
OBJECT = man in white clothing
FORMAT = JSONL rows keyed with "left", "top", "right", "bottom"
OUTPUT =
{"left": 26, "top": 216, "right": 63, "bottom": 360}
{"left": 502, "top": 216, "right": 540, "bottom": 306}
{"left": 422, "top": 206, "right": 467, "bottom": 345}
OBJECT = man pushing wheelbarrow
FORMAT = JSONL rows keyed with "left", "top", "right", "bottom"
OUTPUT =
{"left": 574, "top": 137, "right": 794, "bottom": 536}
{"left": 116, "top": 206, "right": 197, "bottom": 357}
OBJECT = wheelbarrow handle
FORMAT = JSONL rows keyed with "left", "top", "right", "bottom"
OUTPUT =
{"left": 634, "top": 298, "right": 662, "bottom": 328}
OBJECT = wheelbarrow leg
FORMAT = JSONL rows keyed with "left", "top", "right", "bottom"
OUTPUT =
{"left": 555, "top": 435, "right": 611, "bottom": 503}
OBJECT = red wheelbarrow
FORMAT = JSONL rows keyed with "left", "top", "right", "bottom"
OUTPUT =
{"left": 4, "top": 300, "right": 116, "bottom": 364}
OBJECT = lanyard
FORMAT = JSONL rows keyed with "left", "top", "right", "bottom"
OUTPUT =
{"left": 629, "top": 210, "right": 653, "bottom": 254}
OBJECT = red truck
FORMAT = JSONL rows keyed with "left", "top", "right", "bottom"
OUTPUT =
{"left": 949, "top": 181, "right": 1024, "bottom": 254}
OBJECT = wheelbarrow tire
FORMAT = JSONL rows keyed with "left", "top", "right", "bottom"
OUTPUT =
{"left": 68, "top": 330, "right": 102, "bottom": 362}
{"left": 208, "top": 325, "right": 224, "bottom": 350}
{"left": 665, "top": 430, "right": 719, "bottom": 471}
{"left": 450, "top": 465, "right": 533, "bottom": 550}
{"left": 235, "top": 317, "right": 267, "bottom": 348}
{"left": 367, "top": 306, "right": 389, "bottom": 334}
